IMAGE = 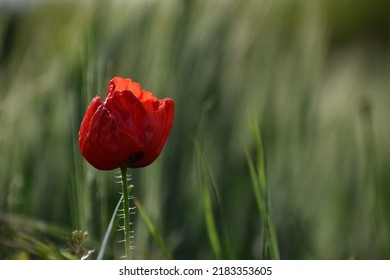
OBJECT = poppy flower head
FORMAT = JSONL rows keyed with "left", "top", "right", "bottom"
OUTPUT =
{"left": 78, "top": 77, "right": 174, "bottom": 170}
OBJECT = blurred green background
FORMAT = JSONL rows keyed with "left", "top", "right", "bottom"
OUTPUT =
{"left": 0, "top": 0, "right": 390, "bottom": 259}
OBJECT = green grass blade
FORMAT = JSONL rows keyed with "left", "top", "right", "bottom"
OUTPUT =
{"left": 134, "top": 198, "right": 172, "bottom": 260}
{"left": 247, "top": 119, "right": 280, "bottom": 260}
{"left": 195, "top": 143, "right": 222, "bottom": 259}
{"left": 97, "top": 194, "right": 123, "bottom": 260}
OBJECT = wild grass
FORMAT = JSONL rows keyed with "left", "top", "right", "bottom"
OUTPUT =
{"left": 0, "top": 0, "right": 390, "bottom": 259}
{"left": 247, "top": 118, "right": 280, "bottom": 259}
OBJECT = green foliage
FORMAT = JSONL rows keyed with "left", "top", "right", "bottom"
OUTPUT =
{"left": 135, "top": 198, "right": 172, "bottom": 260}
{"left": 247, "top": 119, "right": 280, "bottom": 259}
{"left": 195, "top": 143, "right": 223, "bottom": 259}
{"left": 0, "top": 0, "right": 390, "bottom": 259}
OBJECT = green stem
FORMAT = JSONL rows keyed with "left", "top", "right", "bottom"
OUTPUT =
{"left": 120, "top": 166, "right": 132, "bottom": 260}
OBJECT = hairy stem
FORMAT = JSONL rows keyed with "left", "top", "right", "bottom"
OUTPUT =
{"left": 120, "top": 166, "right": 132, "bottom": 260}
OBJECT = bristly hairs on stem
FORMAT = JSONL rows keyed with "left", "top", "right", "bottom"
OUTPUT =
{"left": 119, "top": 166, "right": 136, "bottom": 259}
{"left": 96, "top": 169, "right": 137, "bottom": 260}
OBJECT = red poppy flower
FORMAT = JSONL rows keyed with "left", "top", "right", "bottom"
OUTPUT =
{"left": 78, "top": 77, "right": 175, "bottom": 170}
